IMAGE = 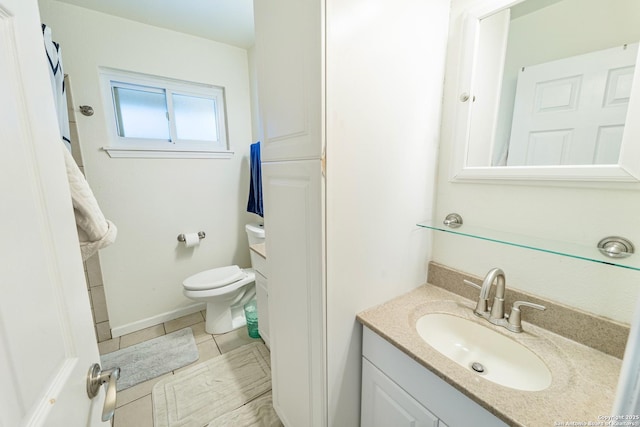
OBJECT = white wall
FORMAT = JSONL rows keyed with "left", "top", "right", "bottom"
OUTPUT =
{"left": 39, "top": 0, "right": 260, "bottom": 335}
{"left": 247, "top": 46, "right": 263, "bottom": 143}
{"left": 434, "top": 0, "right": 640, "bottom": 324}
{"left": 325, "top": 0, "right": 450, "bottom": 424}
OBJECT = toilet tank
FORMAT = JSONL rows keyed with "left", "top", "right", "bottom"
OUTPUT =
{"left": 245, "top": 223, "right": 265, "bottom": 245}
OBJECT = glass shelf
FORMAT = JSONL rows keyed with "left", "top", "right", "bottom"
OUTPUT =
{"left": 417, "top": 220, "right": 640, "bottom": 272}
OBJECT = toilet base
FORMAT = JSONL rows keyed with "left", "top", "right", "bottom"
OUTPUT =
{"left": 205, "top": 302, "right": 247, "bottom": 334}
{"left": 202, "top": 285, "right": 257, "bottom": 334}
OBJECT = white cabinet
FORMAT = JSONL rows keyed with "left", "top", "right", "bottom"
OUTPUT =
{"left": 255, "top": 272, "right": 270, "bottom": 348}
{"left": 262, "top": 160, "right": 325, "bottom": 427}
{"left": 361, "top": 327, "right": 507, "bottom": 427}
{"left": 254, "top": 0, "right": 451, "bottom": 424}
{"left": 256, "top": 0, "right": 324, "bottom": 422}
{"left": 361, "top": 358, "right": 439, "bottom": 427}
{"left": 251, "top": 246, "right": 270, "bottom": 348}
{"left": 254, "top": 0, "right": 322, "bottom": 162}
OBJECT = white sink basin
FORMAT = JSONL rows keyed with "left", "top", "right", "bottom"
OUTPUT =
{"left": 416, "top": 313, "right": 552, "bottom": 391}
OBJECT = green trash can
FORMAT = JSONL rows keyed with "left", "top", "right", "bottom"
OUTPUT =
{"left": 244, "top": 299, "right": 260, "bottom": 339}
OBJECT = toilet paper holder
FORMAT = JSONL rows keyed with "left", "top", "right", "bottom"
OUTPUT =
{"left": 177, "top": 231, "right": 206, "bottom": 242}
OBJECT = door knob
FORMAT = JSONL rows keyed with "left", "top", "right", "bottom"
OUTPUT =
{"left": 87, "top": 363, "right": 120, "bottom": 422}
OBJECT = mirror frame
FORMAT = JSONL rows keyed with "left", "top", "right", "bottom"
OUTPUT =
{"left": 450, "top": 0, "right": 640, "bottom": 184}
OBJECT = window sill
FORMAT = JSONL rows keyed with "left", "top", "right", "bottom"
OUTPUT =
{"left": 102, "top": 146, "right": 234, "bottom": 159}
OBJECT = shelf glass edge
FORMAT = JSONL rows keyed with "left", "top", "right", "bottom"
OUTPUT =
{"left": 417, "top": 221, "right": 640, "bottom": 272}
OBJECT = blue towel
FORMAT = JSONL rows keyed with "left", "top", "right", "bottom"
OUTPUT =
{"left": 247, "top": 141, "right": 263, "bottom": 217}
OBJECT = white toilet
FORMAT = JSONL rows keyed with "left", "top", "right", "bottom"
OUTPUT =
{"left": 182, "top": 223, "right": 265, "bottom": 334}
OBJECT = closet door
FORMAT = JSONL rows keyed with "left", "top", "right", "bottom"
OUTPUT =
{"left": 253, "top": 0, "right": 323, "bottom": 161}
{"left": 262, "top": 160, "right": 326, "bottom": 427}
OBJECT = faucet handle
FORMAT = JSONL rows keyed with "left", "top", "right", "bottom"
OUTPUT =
{"left": 507, "top": 301, "right": 546, "bottom": 332}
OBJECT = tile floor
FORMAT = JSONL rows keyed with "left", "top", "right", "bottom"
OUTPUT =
{"left": 99, "top": 311, "right": 264, "bottom": 427}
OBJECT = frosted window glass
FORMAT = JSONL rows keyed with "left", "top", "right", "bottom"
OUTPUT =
{"left": 173, "top": 94, "right": 219, "bottom": 141}
{"left": 113, "top": 86, "right": 170, "bottom": 139}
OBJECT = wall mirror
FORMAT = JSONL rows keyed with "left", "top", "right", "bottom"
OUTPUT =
{"left": 450, "top": 0, "right": 640, "bottom": 183}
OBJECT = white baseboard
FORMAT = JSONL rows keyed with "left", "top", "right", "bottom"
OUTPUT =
{"left": 110, "top": 302, "right": 206, "bottom": 338}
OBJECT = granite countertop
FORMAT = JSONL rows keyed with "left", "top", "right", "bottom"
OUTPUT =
{"left": 357, "top": 284, "right": 622, "bottom": 426}
{"left": 249, "top": 243, "right": 266, "bottom": 259}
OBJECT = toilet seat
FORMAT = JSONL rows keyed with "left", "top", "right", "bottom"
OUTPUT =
{"left": 183, "top": 265, "right": 246, "bottom": 291}
{"left": 183, "top": 268, "right": 256, "bottom": 299}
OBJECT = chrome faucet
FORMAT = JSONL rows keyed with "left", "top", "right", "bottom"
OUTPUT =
{"left": 466, "top": 267, "right": 506, "bottom": 321}
{"left": 464, "top": 268, "right": 545, "bottom": 333}
{"left": 478, "top": 267, "right": 506, "bottom": 320}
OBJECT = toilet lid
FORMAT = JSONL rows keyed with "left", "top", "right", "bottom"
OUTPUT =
{"left": 183, "top": 265, "right": 246, "bottom": 291}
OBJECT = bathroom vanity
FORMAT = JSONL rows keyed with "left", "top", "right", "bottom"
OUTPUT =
{"left": 361, "top": 327, "right": 503, "bottom": 427}
{"left": 357, "top": 282, "right": 622, "bottom": 426}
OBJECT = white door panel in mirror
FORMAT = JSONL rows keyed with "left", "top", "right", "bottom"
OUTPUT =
{"left": 506, "top": 44, "right": 637, "bottom": 166}
{"left": 451, "top": 0, "right": 640, "bottom": 183}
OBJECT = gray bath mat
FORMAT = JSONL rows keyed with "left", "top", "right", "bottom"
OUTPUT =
{"left": 101, "top": 327, "right": 198, "bottom": 391}
{"left": 152, "top": 342, "right": 272, "bottom": 427}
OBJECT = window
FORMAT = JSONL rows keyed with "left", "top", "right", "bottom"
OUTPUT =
{"left": 100, "top": 68, "right": 231, "bottom": 159}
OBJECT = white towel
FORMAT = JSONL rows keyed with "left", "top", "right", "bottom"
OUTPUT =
{"left": 60, "top": 143, "right": 117, "bottom": 260}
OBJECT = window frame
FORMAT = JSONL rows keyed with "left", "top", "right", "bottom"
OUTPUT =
{"left": 99, "top": 68, "right": 233, "bottom": 159}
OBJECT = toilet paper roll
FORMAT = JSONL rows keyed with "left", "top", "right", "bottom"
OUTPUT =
{"left": 183, "top": 232, "right": 201, "bottom": 248}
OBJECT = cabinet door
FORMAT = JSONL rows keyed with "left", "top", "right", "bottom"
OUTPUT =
{"left": 255, "top": 271, "right": 270, "bottom": 348}
{"left": 253, "top": 0, "right": 323, "bottom": 161}
{"left": 262, "top": 160, "right": 325, "bottom": 427}
{"left": 363, "top": 327, "right": 508, "bottom": 427}
{"left": 361, "top": 358, "right": 439, "bottom": 427}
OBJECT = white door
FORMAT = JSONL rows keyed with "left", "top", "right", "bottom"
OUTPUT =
{"left": 507, "top": 43, "right": 638, "bottom": 166}
{"left": 467, "top": 8, "right": 510, "bottom": 167}
{"left": 262, "top": 160, "right": 325, "bottom": 427}
{"left": 253, "top": 0, "right": 322, "bottom": 162}
{"left": 0, "top": 1, "right": 108, "bottom": 426}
